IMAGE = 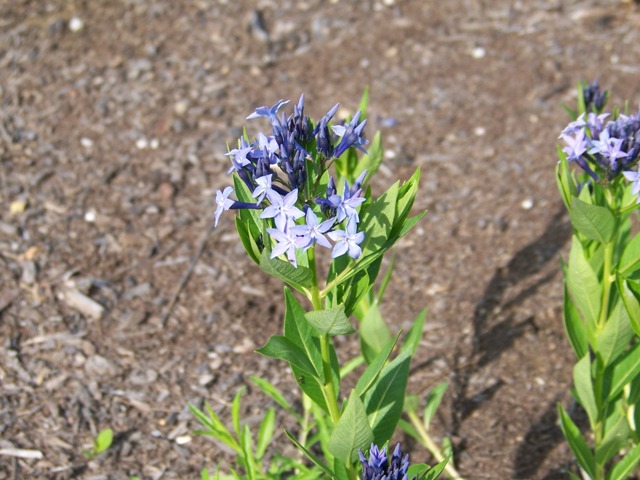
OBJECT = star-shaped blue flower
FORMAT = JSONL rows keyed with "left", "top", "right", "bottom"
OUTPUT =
{"left": 328, "top": 216, "right": 365, "bottom": 259}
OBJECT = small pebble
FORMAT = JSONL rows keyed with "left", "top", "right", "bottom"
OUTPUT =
{"left": 69, "top": 17, "right": 84, "bottom": 32}
{"left": 474, "top": 126, "right": 486, "bottom": 136}
{"left": 136, "top": 138, "right": 148, "bottom": 150}
{"left": 471, "top": 47, "right": 486, "bottom": 59}
{"left": 80, "top": 137, "right": 93, "bottom": 148}
{"left": 384, "top": 150, "right": 397, "bottom": 159}
{"left": 175, "top": 436, "right": 191, "bottom": 445}
{"left": 84, "top": 209, "right": 96, "bottom": 223}
{"left": 521, "top": 198, "right": 534, "bottom": 210}
{"left": 174, "top": 100, "right": 189, "bottom": 116}
{"left": 149, "top": 138, "right": 159, "bottom": 149}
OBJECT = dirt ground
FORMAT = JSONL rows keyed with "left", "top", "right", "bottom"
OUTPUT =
{"left": 3, "top": 1, "right": 640, "bottom": 479}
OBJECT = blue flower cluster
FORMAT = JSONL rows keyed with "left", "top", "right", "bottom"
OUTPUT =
{"left": 359, "top": 443, "right": 412, "bottom": 480}
{"left": 214, "top": 96, "right": 369, "bottom": 266}
{"left": 560, "top": 110, "right": 640, "bottom": 195}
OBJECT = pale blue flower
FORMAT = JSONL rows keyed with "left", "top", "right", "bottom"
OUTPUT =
{"left": 328, "top": 180, "right": 366, "bottom": 223}
{"left": 624, "top": 170, "right": 640, "bottom": 203}
{"left": 589, "top": 128, "right": 628, "bottom": 170}
{"left": 267, "top": 226, "right": 306, "bottom": 267}
{"left": 247, "top": 99, "right": 290, "bottom": 123}
{"left": 328, "top": 216, "right": 365, "bottom": 259}
{"left": 214, "top": 186, "right": 235, "bottom": 227}
{"left": 252, "top": 174, "right": 272, "bottom": 203}
{"left": 332, "top": 111, "right": 368, "bottom": 158}
{"left": 290, "top": 209, "right": 335, "bottom": 250}
{"left": 260, "top": 188, "right": 304, "bottom": 231}
{"left": 561, "top": 129, "right": 588, "bottom": 162}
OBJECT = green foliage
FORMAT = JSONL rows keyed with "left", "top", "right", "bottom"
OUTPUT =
{"left": 83, "top": 428, "right": 113, "bottom": 459}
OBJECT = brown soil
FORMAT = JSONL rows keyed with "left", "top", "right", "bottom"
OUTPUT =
{"left": 2, "top": 1, "right": 640, "bottom": 479}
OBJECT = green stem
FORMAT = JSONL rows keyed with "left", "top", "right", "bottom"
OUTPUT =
{"left": 407, "top": 409, "right": 465, "bottom": 480}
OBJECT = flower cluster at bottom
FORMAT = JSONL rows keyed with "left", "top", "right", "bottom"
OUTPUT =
{"left": 359, "top": 443, "right": 413, "bottom": 480}
{"left": 214, "top": 96, "right": 369, "bottom": 267}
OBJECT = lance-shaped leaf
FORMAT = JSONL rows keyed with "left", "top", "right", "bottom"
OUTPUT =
{"left": 305, "top": 305, "right": 355, "bottom": 336}
{"left": 608, "top": 443, "right": 640, "bottom": 480}
{"left": 255, "top": 336, "right": 319, "bottom": 378}
{"left": 556, "top": 148, "right": 577, "bottom": 211}
{"left": 563, "top": 284, "right": 588, "bottom": 359}
{"left": 285, "top": 430, "right": 335, "bottom": 479}
{"left": 558, "top": 405, "right": 595, "bottom": 479}
{"left": 569, "top": 197, "right": 615, "bottom": 243}
{"left": 260, "top": 251, "right": 313, "bottom": 294}
{"left": 364, "top": 350, "right": 411, "bottom": 444}
{"left": 617, "top": 276, "right": 640, "bottom": 338}
{"left": 595, "top": 411, "right": 629, "bottom": 466}
{"left": 355, "top": 332, "right": 401, "bottom": 397}
{"left": 328, "top": 390, "right": 374, "bottom": 464}
{"left": 359, "top": 302, "right": 393, "bottom": 364}
{"left": 607, "top": 342, "right": 640, "bottom": 401}
{"left": 566, "top": 236, "right": 601, "bottom": 331}
{"left": 619, "top": 233, "right": 640, "bottom": 276}
{"left": 596, "top": 301, "right": 633, "bottom": 367}
{"left": 573, "top": 354, "right": 598, "bottom": 427}
{"left": 400, "top": 309, "right": 427, "bottom": 357}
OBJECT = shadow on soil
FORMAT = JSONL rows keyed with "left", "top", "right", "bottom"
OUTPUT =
{"left": 452, "top": 205, "right": 572, "bottom": 477}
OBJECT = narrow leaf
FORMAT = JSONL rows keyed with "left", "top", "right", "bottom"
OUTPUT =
{"left": 558, "top": 405, "right": 596, "bottom": 479}
{"left": 364, "top": 350, "right": 411, "bottom": 444}
{"left": 567, "top": 236, "right": 601, "bottom": 330}
{"left": 423, "top": 383, "right": 449, "bottom": 428}
{"left": 285, "top": 430, "right": 335, "bottom": 479}
{"left": 563, "top": 284, "right": 588, "bottom": 359}
{"left": 359, "top": 302, "right": 393, "bottom": 363}
{"left": 256, "top": 408, "right": 275, "bottom": 459}
{"left": 355, "top": 332, "right": 401, "bottom": 397}
{"left": 608, "top": 443, "right": 640, "bottom": 480}
{"left": 400, "top": 308, "right": 427, "bottom": 357}
{"left": 597, "top": 301, "right": 633, "bottom": 367}
{"left": 617, "top": 276, "right": 640, "bottom": 338}
{"left": 607, "top": 342, "right": 640, "bottom": 400}
{"left": 573, "top": 355, "right": 598, "bottom": 427}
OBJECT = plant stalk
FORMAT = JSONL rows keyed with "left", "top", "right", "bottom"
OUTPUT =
{"left": 407, "top": 409, "right": 465, "bottom": 480}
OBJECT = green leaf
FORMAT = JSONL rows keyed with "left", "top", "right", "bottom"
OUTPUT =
{"left": 94, "top": 428, "right": 113, "bottom": 454}
{"left": 359, "top": 181, "right": 398, "bottom": 257}
{"left": 284, "top": 430, "right": 335, "bottom": 479}
{"left": 567, "top": 236, "right": 601, "bottom": 331}
{"left": 355, "top": 131, "right": 383, "bottom": 181}
{"left": 249, "top": 376, "right": 295, "bottom": 416}
{"left": 355, "top": 332, "right": 401, "bottom": 397}
{"left": 608, "top": 443, "right": 640, "bottom": 480}
{"left": 189, "top": 403, "right": 240, "bottom": 453}
{"left": 618, "top": 232, "right": 640, "bottom": 276}
{"left": 375, "top": 250, "right": 396, "bottom": 305}
{"left": 358, "top": 86, "right": 369, "bottom": 120}
{"left": 617, "top": 276, "right": 640, "bottom": 338}
{"left": 259, "top": 250, "right": 313, "bottom": 293}
{"left": 563, "top": 284, "right": 588, "bottom": 359}
{"left": 421, "top": 454, "right": 451, "bottom": 480}
{"left": 256, "top": 408, "right": 275, "bottom": 459}
{"left": 231, "top": 388, "right": 244, "bottom": 438}
{"left": 305, "top": 305, "right": 355, "bottom": 336}
{"left": 359, "top": 302, "right": 393, "bottom": 363}
{"left": 255, "top": 336, "right": 319, "bottom": 378}
{"left": 558, "top": 404, "right": 595, "bottom": 479}
{"left": 283, "top": 288, "right": 323, "bottom": 375}
{"left": 400, "top": 309, "right": 427, "bottom": 357}
{"left": 569, "top": 197, "right": 615, "bottom": 243}
{"left": 596, "top": 411, "right": 629, "bottom": 465}
{"left": 607, "top": 342, "right": 640, "bottom": 400}
{"left": 556, "top": 147, "right": 577, "bottom": 210}
{"left": 423, "top": 383, "right": 449, "bottom": 429}
{"left": 328, "top": 391, "right": 374, "bottom": 464}
{"left": 573, "top": 354, "right": 598, "bottom": 426}
{"left": 597, "top": 301, "right": 633, "bottom": 367}
{"left": 240, "top": 424, "right": 256, "bottom": 479}
{"left": 364, "top": 350, "right": 411, "bottom": 444}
